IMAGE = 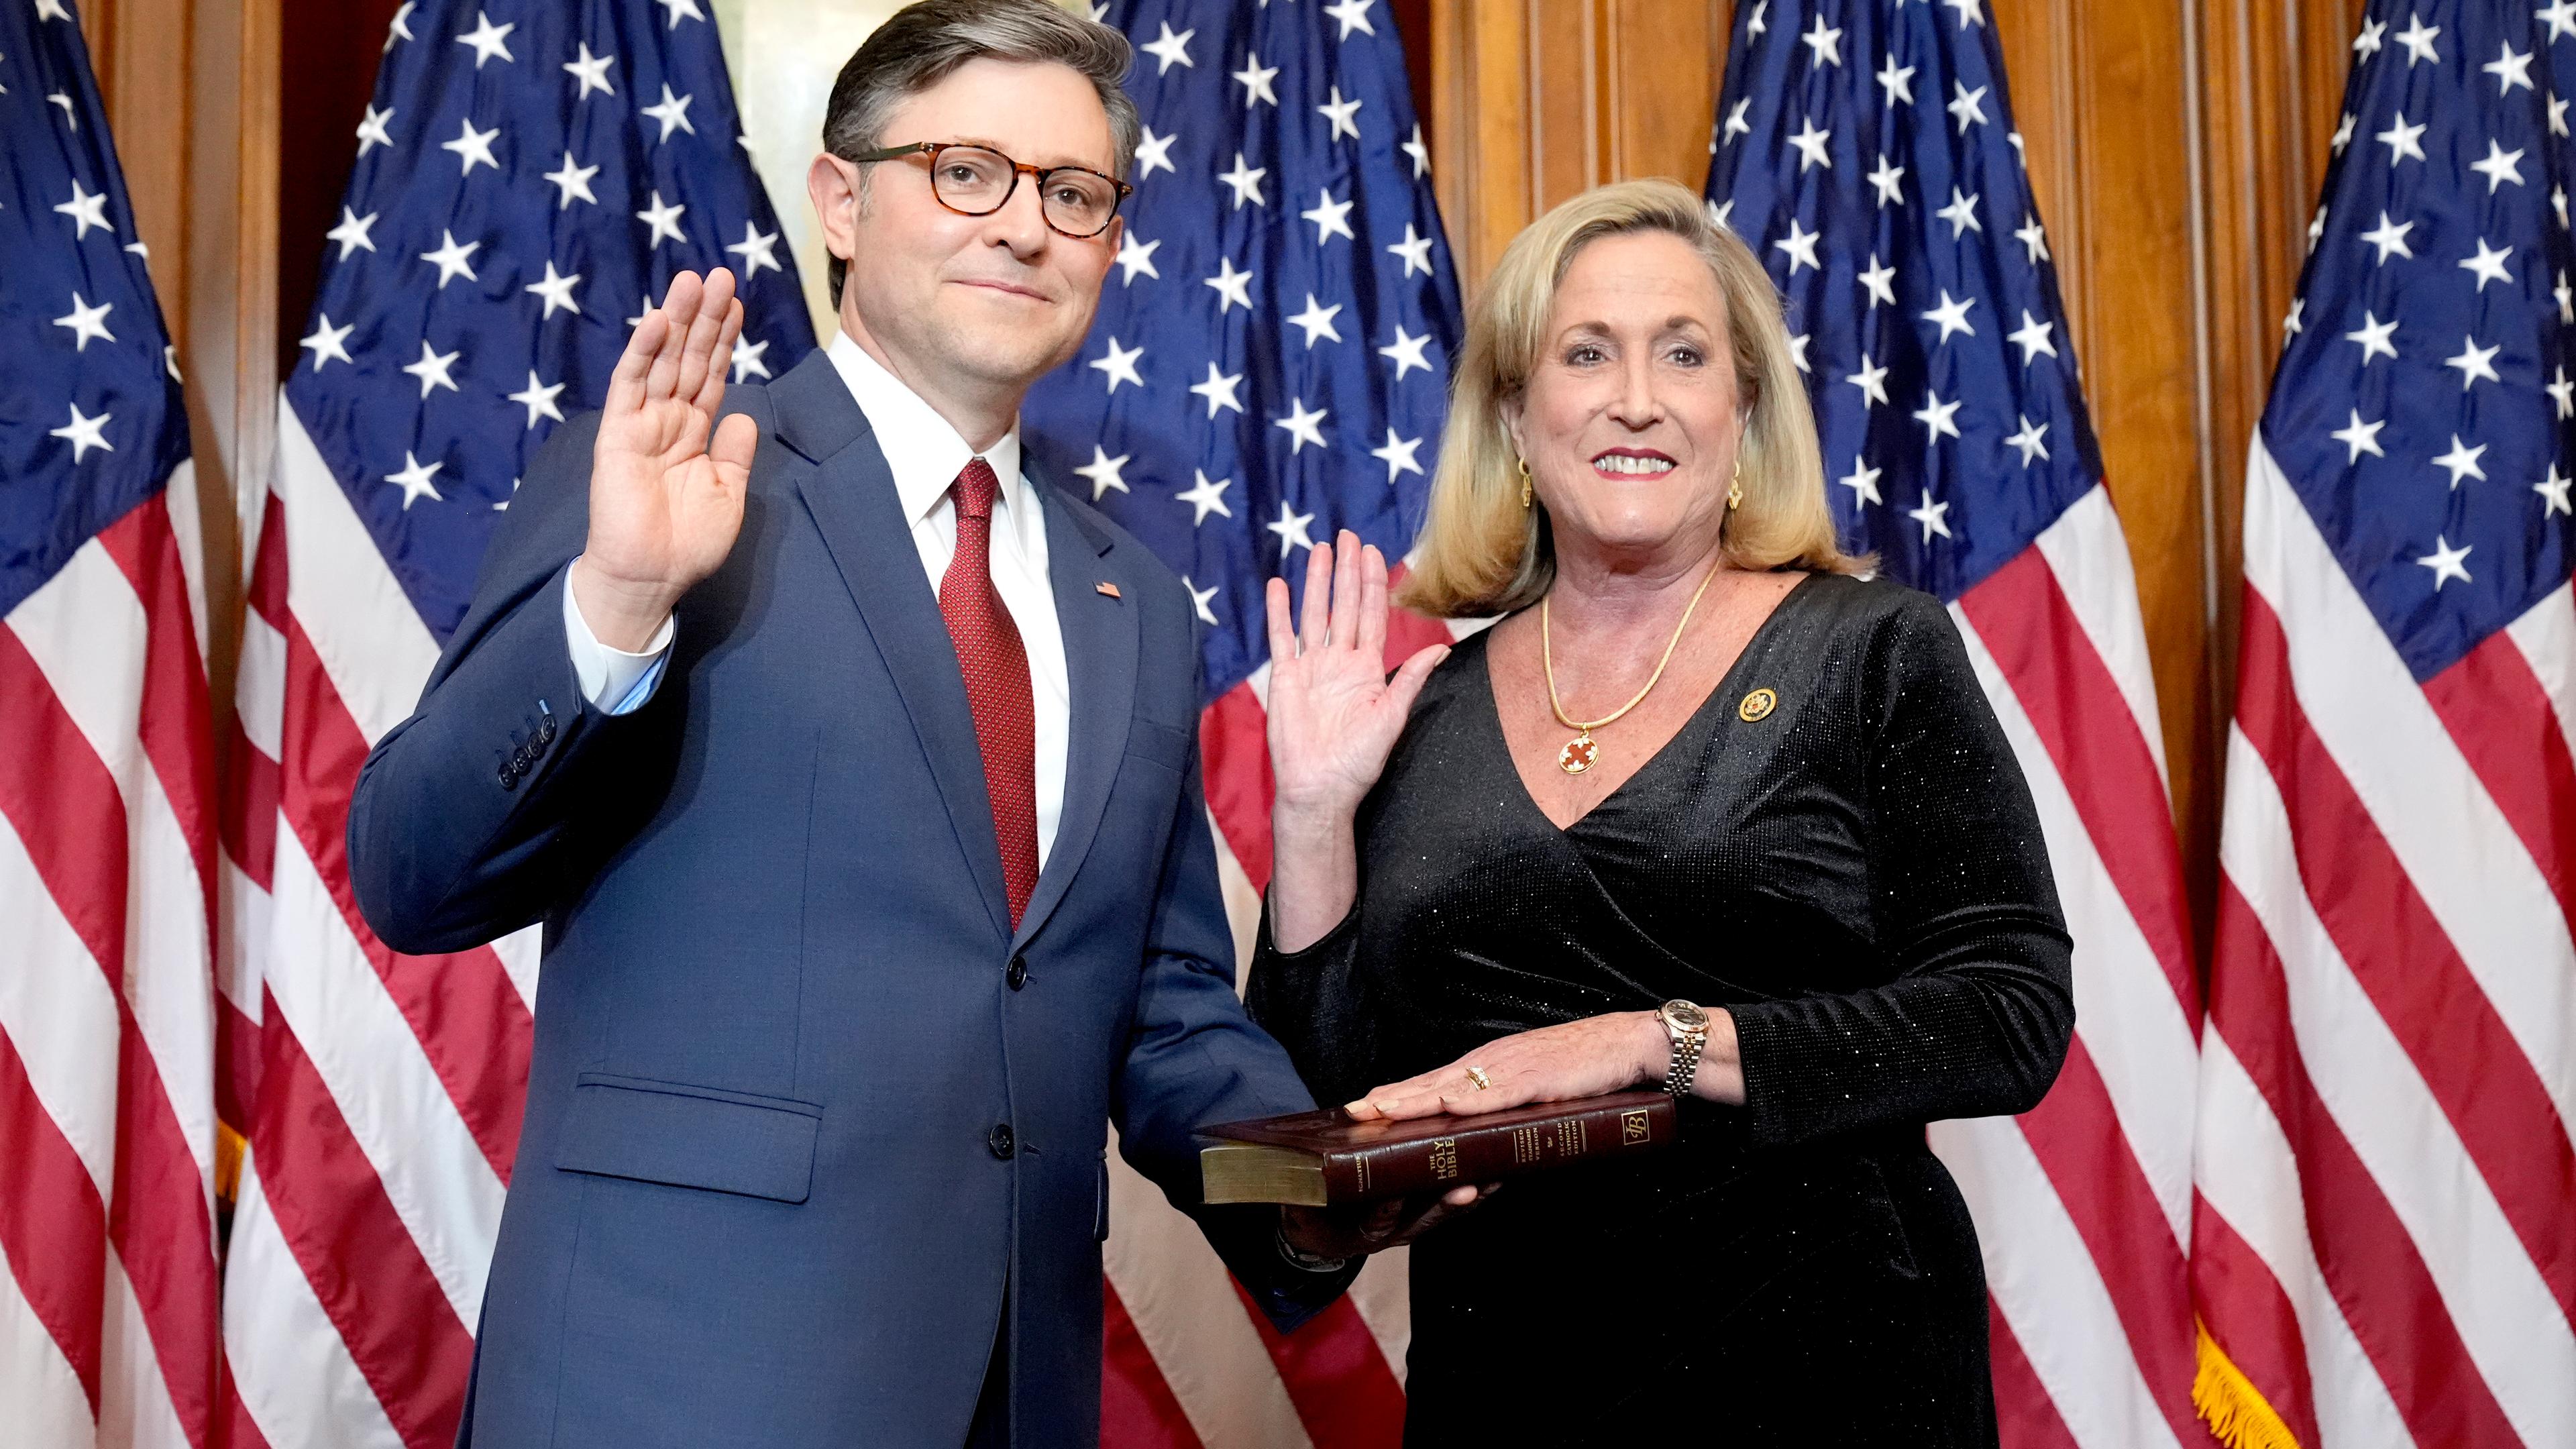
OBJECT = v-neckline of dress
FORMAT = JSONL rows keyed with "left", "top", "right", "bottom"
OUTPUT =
{"left": 1477, "top": 572, "right": 1819, "bottom": 837}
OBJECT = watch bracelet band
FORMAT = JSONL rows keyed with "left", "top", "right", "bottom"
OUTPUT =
{"left": 1275, "top": 1219, "right": 1349, "bottom": 1275}
{"left": 1663, "top": 1025, "right": 1706, "bottom": 1100}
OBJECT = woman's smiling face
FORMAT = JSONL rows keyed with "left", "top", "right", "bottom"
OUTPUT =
{"left": 1505, "top": 229, "right": 1745, "bottom": 573}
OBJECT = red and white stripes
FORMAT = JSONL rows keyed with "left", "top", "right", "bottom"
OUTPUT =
{"left": 219, "top": 400, "right": 532, "bottom": 1449}
{"left": 1941, "top": 484, "right": 2210, "bottom": 1449}
{"left": 1, "top": 474, "right": 225, "bottom": 1449}
{"left": 2190, "top": 435, "right": 2576, "bottom": 1449}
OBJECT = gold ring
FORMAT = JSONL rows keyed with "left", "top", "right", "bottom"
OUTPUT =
{"left": 1464, "top": 1065, "right": 1491, "bottom": 1091}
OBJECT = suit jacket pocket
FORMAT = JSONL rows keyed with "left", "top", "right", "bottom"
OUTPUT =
{"left": 1126, "top": 718, "right": 1191, "bottom": 773}
{"left": 555, "top": 1071, "right": 822, "bottom": 1204}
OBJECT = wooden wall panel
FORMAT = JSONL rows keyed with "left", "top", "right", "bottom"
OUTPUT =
{"left": 2198, "top": 0, "right": 2364, "bottom": 771}
{"left": 1530, "top": 3, "right": 1596, "bottom": 205}
{"left": 1432, "top": 1, "right": 1528, "bottom": 284}
{"left": 276, "top": 0, "right": 407, "bottom": 382}
{"left": 1430, "top": 0, "right": 1727, "bottom": 287}
{"left": 79, "top": 0, "right": 192, "bottom": 314}
{"left": 1599, "top": 1, "right": 1724, "bottom": 197}
{"left": 1994, "top": 0, "right": 2080, "bottom": 304}
{"left": 72, "top": 0, "right": 281, "bottom": 782}
{"left": 1989, "top": 0, "right": 2218, "bottom": 934}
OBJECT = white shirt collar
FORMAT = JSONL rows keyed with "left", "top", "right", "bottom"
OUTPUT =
{"left": 825, "top": 330, "right": 1026, "bottom": 529}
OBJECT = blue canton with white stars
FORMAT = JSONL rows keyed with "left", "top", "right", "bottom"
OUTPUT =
{"left": 2263, "top": 0, "right": 2576, "bottom": 682}
{"left": 1020, "top": 0, "right": 1462, "bottom": 705}
{"left": 1, "top": 0, "right": 191, "bottom": 621}
{"left": 289, "top": 0, "right": 813, "bottom": 642}
{"left": 1705, "top": 0, "right": 2101, "bottom": 604}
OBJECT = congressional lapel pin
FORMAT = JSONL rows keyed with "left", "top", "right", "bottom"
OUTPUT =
{"left": 1738, "top": 688, "right": 1778, "bottom": 722}
{"left": 1095, "top": 581, "right": 1122, "bottom": 600}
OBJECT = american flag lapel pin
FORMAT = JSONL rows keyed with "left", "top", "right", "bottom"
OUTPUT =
{"left": 1095, "top": 581, "right": 1122, "bottom": 600}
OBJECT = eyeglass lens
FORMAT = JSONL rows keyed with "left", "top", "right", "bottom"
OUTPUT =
{"left": 929, "top": 146, "right": 1120, "bottom": 235}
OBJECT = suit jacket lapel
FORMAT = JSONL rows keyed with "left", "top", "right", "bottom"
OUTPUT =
{"left": 1014, "top": 474, "right": 1136, "bottom": 953}
{"left": 775, "top": 352, "right": 1014, "bottom": 943}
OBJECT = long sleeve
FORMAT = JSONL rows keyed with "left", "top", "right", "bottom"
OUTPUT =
{"left": 1727, "top": 590, "right": 2075, "bottom": 1148}
{"left": 347, "top": 410, "right": 688, "bottom": 955}
{"left": 1244, "top": 902, "right": 1381, "bottom": 1113}
{"left": 561, "top": 572, "right": 674, "bottom": 714}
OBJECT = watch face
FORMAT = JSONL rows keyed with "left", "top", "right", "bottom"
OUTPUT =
{"left": 1664, "top": 1000, "right": 1708, "bottom": 1032}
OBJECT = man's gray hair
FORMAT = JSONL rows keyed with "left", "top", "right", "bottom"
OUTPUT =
{"left": 821, "top": 0, "right": 1139, "bottom": 305}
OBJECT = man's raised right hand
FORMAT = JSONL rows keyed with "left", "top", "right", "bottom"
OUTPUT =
{"left": 570, "top": 268, "right": 758, "bottom": 652}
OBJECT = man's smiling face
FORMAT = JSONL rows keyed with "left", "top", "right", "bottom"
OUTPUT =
{"left": 828, "top": 56, "right": 1124, "bottom": 400}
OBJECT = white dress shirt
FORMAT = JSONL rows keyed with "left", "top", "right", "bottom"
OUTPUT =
{"left": 566, "top": 330, "right": 1072, "bottom": 865}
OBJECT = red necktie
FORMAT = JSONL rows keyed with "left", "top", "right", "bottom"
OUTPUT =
{"left": 939, "top": 458, "right": 1040, "bottom": 928}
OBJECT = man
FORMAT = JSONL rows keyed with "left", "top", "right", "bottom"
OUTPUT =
{"left": 349, "top": 3, "right": 1466, "bottom": 1444}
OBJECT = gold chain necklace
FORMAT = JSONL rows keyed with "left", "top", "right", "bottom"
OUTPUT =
{"left": 1541, "top": 564, "right": 1721, "bottom": 775}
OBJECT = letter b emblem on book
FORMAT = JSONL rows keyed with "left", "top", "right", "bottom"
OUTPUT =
{"left": 1621, "top": 1110, "right": 1652, "bottom": 1145}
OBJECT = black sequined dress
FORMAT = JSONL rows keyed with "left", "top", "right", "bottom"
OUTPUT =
{"left": 1246, "top": 574, "right": 2074, "bottom": 1446}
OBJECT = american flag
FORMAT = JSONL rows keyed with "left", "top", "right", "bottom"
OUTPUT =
{"left": 2192, "top": 1, "right": 2576, "bottom": 1444}
{"left": 217, "top": 3, "right": 812, "bottom": 1445}
{"left": 1020, "top": 0, "right": 1459, "bottom": 1442}
{"left": 1, "top": 3, "right": 226, "bottom": 1447}
{"left": 1706, "top": 3, "right": 2206, "bottom": 1446}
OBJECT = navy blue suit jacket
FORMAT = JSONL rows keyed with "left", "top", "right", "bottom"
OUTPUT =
{"left": 348, "top": 350, "right": 1343, "bottom": 1449}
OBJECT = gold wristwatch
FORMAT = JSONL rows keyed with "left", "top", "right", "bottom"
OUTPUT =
{"left": 1657, "top": 1000, "right": 1711, "bottom": 1100}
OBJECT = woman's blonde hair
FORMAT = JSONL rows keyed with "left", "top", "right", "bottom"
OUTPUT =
{"left": 1397, "top": 178, "right": 1860, "bottom": 617}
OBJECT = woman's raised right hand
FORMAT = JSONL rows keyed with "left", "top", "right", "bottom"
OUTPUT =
{"left": 1263, "top": 531, "right": 1449, "bottom": 828}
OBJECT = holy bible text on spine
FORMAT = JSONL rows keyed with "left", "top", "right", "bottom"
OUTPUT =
{"left": 1198, "top": 1090, "right": 1678, "bottom": 1206}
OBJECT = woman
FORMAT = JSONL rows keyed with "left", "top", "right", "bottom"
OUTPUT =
{"left": 1247, "top": 179, "right": 2074, "bottom": 1444}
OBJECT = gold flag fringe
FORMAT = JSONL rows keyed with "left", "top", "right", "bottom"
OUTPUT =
{"left": 216, "top": 1120, "right": 245, "bottom": 1206}
{"left": 2194, "top": 1318, "right": 2303, "bottom": 1449}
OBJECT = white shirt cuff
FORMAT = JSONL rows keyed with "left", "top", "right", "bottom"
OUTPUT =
{"left": 563, "top": 560, "right": 675, "bottom": 715}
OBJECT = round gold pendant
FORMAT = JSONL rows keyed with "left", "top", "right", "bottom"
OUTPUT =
{"left": 1558, "top": 733, "right": 1598, "bottom": 774}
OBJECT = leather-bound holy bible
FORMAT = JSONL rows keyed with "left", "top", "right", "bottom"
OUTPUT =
{"left": 1198, "top": 1089, "right": 1678, "bottom": 1206}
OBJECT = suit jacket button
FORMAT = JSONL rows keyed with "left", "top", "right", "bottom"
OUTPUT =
{"left": 1006, "top": 955, "right": 1028, "bottom": 991}
{"left": 498, "top": 764, "right": 519, "bottom": 790}
{"left": 987, "top": 1124, "right": 1015, "bottom": 1160}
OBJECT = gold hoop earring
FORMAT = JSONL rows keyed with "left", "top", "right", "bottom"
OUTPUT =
{"left": 1518, "top": 456, "right": 1533, "bottom": 509}
{"left": 1727, "top": 458, "right": 1745, "bottom": 511}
